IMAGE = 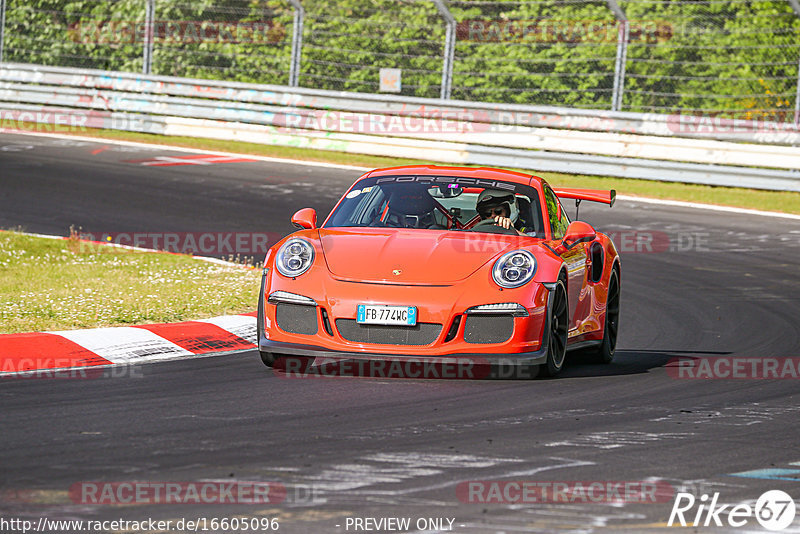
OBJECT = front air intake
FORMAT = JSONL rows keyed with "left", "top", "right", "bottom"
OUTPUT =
{"left": 464, "top": 315, "right": 513, "bottom": 344}
{"left": 335, "top": 320, "right": 442, "bottom": 345}
{"left": 275, "top": 303, "right": 318, "bottom": 335}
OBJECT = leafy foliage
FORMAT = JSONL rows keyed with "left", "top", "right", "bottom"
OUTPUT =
{"left": 4, "top": 0, "right": 799, "bottom": 117}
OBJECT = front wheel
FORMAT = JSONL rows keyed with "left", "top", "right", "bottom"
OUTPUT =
{"left": 260, "top": 353, "right": 313, "bottom": 374}
{"left": 591, "top": 270, "right": 620, "bottom": 364}
{"left": 257, "top": 270, "right": 272, "bottom": 367}
{"left": 260, "top": 351, "right": 277, "bottom": 367}
{"left": 541, "top": 279, "right": 568, "bottom": 377}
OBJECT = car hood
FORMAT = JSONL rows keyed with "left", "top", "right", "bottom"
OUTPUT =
{"left": 318, "top": 228, "right": 526, "bottom": 284}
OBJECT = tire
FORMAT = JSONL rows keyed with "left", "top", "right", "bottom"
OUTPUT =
{"left": 541, "top": 279, "right": 568, "bottom": 377}
{"left": 260, "top": 351, "right": 277, "bottom": 367}
{"left": 255, "top": 272, "right": 312, "bottom": 372}
{"left": 591, "top": 269, "right": 620, "bottom": 364}
{"left": 256, "top": 272, "right": 274, "bottom": 367}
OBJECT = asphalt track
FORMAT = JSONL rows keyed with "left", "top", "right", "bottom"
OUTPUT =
{"left": 1, "top": 132, "right": 800, "bottom": 533}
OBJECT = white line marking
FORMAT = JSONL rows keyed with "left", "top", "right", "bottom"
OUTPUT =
{"left": 349, "top": 457, "right": 595, "bottom": 497}
{"left": 544, "top": 431, "right": 693, "bottom": 449}
{"left": 0, "top": 129, "right": 370, "bottom": 171}
{"left": 141, "top": 156, "right": 212, "bottom": 165}
{"left": 617, "top": 194, "right": 800, "bottom": 221}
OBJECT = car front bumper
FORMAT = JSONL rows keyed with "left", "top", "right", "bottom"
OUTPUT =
{"left": 258, "top": 337, "right": 549, "bottom": 367}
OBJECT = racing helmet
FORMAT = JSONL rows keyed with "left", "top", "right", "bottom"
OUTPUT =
{"left": 477, "top": 189, "right": 518, "bottom": 222}
{"left": 384, "top": 185, "right": 438, "bottom": 228}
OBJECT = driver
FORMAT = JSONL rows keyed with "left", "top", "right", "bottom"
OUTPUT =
{"left": 476, "top": 189, "right": 524, "bottom": 234}
{"left": 383, "top": 187, "right": 440, "bottom": 228}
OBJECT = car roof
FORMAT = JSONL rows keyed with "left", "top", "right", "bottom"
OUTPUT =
{"left": 365, "top": 165, "right": 540, "bottom": 187}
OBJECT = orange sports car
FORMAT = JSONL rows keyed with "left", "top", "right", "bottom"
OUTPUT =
{"left": 257, "top": 165, "right": 620, "bottom": 378}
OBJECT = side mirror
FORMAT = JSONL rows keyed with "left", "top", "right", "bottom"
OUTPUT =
{"left": 562, "top": 221, "right": 596, "bottom": 250}
{"left": 291, "top": 208, "right": 317, "bottom": 230}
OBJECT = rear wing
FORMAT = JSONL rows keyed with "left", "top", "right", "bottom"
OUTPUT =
{"left": 553, "top": 188, "right": 616, "bottom": 207}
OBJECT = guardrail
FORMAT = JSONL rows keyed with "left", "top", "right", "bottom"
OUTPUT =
{"left": 2, "top": 63, "right": 800, "bottom": 192}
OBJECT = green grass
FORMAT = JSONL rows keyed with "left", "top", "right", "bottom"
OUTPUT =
{"left": 0, "top": 231, "right": 261, "bottom": 334}
{"left": 44, "top": 124, "right": 800, "bottom": 215}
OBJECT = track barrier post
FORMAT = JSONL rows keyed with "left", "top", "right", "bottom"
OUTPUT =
{"left": 789, "top": 0, "right": 800, "bottom": 127}
{"left": 0, "top": 0, "right": 7, "bottom": 64}
{"left": 288, "top": 0, "right": 304, "bottom": 87}
{"left": 142, "top": 0, "right": 155, "bottom": 75}
{"left": 431, "top": 0, "right": 455, "bottom": 100}
{"left": 607, "top": 0, "right": 628, "bottom": 112}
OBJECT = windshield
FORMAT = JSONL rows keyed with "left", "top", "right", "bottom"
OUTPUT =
{"left": 324, "top": 175, "right": 545, "bottom": 237}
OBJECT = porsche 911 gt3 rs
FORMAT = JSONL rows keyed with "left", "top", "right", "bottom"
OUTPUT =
{"left": 257, "top": 165, "right": 620, "bottom": 378}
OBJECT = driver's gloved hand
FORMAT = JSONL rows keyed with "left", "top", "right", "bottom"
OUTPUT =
{"left": 493, "top": 216, "right": 514, "bottom": 229}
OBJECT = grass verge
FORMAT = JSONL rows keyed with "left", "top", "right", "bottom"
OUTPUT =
{"left": 0, "top": 230, "right": 261, "bottom": 334}
{"left": 13, "top": 123, "right": 800, "bottom": 215}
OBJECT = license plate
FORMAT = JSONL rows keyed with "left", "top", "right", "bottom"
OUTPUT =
{"left": 357, "top": 304, "right": 417, "bottom": 326}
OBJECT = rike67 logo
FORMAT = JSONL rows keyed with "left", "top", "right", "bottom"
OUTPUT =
{"left": 668, "top": 490, "right": 796, "bottom": 531}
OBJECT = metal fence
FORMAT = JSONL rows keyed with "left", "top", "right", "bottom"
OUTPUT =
{"left": 1, "top": 0, "right": 800, "bottom": 122}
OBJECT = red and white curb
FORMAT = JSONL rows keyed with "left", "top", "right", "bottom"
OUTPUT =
{"left": 0, "top": 313, "right": 258, "bottom": 375}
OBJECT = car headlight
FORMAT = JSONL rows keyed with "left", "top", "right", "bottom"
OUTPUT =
{"left": 275, "top": 238, "right": 315, "bottom": 277}
{"left": 492, "top": 250, "right": 536, "bottom": 288}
